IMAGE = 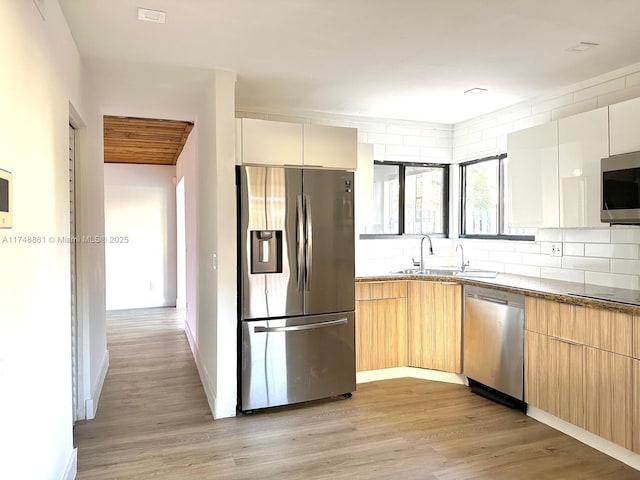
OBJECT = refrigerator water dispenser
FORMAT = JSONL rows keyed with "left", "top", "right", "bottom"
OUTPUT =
{"left": 250, "top": 230, "right": 282, "bottom": 274}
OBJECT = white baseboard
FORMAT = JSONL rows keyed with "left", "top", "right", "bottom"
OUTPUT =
{"left": 62, "top": 448, "right": 77, "bottom": 480}
{"left": 184, "top": 321, "right": 218, "bottom": 418}
{"left": 527, "top": 407, "right": 640, "bottom": 472}
{"left": 357, "top": 366, "right": 468, "bottom": 386}
{"left": 85, "top": 350, "right": 109, "bottom": 420}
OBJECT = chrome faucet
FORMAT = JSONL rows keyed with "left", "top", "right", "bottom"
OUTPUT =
{"left": 413, "top": 235, "right": 434, "bottom": 271}
{"left": 456, "top": 244, "right": 470, "bottom": 272}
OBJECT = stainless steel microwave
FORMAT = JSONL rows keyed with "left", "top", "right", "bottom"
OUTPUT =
{"left": 601, "top": 152, "right": 640, "bottom": 224}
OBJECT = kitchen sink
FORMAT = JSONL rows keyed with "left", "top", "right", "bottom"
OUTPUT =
{"left": 392, "top": 267, "right": 497, "bottom": 278}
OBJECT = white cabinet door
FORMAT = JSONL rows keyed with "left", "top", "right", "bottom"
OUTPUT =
{"left": 241, "top": 118, "right": 303, "bottom": 166}
{"left": 303, "top": 124, "right": 357, "bottom": 170}
{"left": 507, "top": 121, "right": 559, "bottom": 228}
{"left": 610, "top": 96, "right": 640, "bottom": 156}
{"left": 558, "top": 107, "right": 609, "bottom": 228}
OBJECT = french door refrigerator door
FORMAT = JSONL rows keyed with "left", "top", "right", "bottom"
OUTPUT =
{"left": 302, "top": 169, "right": 355, "bottom": 316}
{"left": 239, "top": 166, "right": 303, "bottom": 320}
{"left": 240, "top": 312, "right": 355, "bottom": 411}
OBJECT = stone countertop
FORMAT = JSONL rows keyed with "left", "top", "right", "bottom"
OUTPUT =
{"left": 356, "top": 271, "right": 640, "bottom": 315}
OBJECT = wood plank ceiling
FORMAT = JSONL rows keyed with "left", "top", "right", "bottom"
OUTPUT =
{"left": 103, "top": 116, "right": 194, "bottom": 165}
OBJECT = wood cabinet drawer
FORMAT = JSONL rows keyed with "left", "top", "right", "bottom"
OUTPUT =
{"left": 356, "top": 281, "right": 407, "bottom": 301}
{"left": 526, "top": 296, "right": 633, "bottom": 356}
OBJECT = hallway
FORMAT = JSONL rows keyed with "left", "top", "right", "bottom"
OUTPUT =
{"left": 73, "top": 308, "right": 640, "bottom": 480}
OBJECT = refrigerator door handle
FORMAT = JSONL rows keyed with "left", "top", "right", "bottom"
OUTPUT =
{"left": 296, "top": 194, "right": 304, "bottom": 291}
{"left": 254, "top": 318, "right": 347, "bottom": 333}
{"left": 305, "top": 194, "right": 313, "bottom": 291}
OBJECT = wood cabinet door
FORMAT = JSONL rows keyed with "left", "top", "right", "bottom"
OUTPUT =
{"left": 241, "top": 118, "right": 303, "bottom": 166}
{"left": 303, "top": 124, "right": 357, "bottom": 170}
{"left": 355, "top": 298, "right": 407, "bottom": 371}
{"left": 525, "top": 331, "right": 584, "bottom": 428}
{"left": 584, "top": 347, "right": 633, "bottom": 450}
{"left": 408, "top": 282, "right": 461, "bottom": 373}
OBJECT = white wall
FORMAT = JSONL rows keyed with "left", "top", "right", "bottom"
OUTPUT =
{"left": 176, "top": 126, "right": 198, "bottom": 344}
{"left": 192, "top": 71, "right": 238, "bottom": 419}
{"left": 0, "top": 1, "right": 105, "bottom": 478}
{"left": 104, "top": 163, "right": 177, "bottom": 310}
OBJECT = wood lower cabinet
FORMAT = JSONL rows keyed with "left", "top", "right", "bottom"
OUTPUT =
{"left": 525, "top": 331, "right": 584, "bottom": 428}
{"left": 408, "top": 282, "right": 461, "bottom": 373}
{"left": 583, "top": 347, "right": 634, "bottom": 451}
{"left": 525, "top": 296, "right": 639, "bottom": 453}
{"left": 355, "top": 282, "right": 407, "bottom": 371}
{"left": 634, "top": 360, "right": 640, "bottom": 454}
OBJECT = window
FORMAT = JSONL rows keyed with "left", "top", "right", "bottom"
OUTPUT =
{"left": 460, "top": 155, "right": 535, "bottom": 239}
{"left": 366, "top": 161, "right": 448, "bottom": 236}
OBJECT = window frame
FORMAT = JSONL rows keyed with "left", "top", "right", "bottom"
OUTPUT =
{"left": 360, "top": 160, "right": 449, "bottom": 238}
{"left": 460, "top": 154, "right": 534, "bottom": 241}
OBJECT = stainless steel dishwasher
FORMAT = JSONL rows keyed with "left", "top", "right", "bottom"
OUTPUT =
{"left": 463, "top": 285, "right": 525, "bottom": 407}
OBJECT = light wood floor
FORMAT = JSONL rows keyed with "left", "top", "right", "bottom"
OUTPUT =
{"left": 74, "top": 308, "right": 640, "bottom": 479}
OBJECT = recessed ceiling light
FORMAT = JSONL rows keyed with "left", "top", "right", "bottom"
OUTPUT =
{"left": 137, "top": 7, "right": 166, "bottom": 24}
{"left": 464, "top": 88, "right": 488, "bottom": 95}
{"left": 567, "top": 42, "right": 599, "bottom": 52}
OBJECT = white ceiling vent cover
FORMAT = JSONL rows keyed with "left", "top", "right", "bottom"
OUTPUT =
{"left": 137, "top": 8, "right": 166, "bottom": 24}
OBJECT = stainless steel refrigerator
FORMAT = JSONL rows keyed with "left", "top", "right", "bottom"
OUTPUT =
{"left": 237, "top": 165, "right": 355, "bottom": 412}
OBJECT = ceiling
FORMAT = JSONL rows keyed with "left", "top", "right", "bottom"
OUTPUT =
{"left": 103, "top": 116, "right": 193, "bottom": 165}
{"left": 59, "top": 0, "right": 640, "bottom": 124}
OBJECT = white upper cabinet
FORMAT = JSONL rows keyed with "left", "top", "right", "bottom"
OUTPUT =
{"left": 558, "top": 107, "right": 609, "bottom": 228}
{"left": 239, "top": 119, "right": 357, "bottom": 169}
{"left": 507, "top": 121, "right": 559, "bottom": 228}
{"left": 240, "top": 118, "right": 303, "bottom": 166}
{"left": 303, "top": 124, "right": 357, "bottom": 170}
{"left": 609, "top": 96, "right": 640, "bottom": 155}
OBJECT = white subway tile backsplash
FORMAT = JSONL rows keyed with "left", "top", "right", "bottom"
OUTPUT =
{"left": 563, "top": 229, "right": 610, "bottom": 243}
{"left": 504, "top": 264, "right": 541, "bottom": 277}
{"left": 541, "top": 267, "right": 585, "bottom": 283}
{"left": 488, "top": 251, "right": 522, "bottom": 264}
{"left": 367, "top": 133, "right": 403, "bottom": 145}
{"left": 563, "top": 243, "right": 584, "bottom": 256}
{"left": 473, "top": 260, "right": 506, "bottom": 273}
{"left": 420, "top": 146, "right": 452, "bottom": 161}
{"left": 584, "top": 243, "right": 638, "bottom": 259}
{"left": 536, "top": 229, "right": 562, "bottom": 242}
{"left": 403, "top": 135, "right": 439, "bottom": 147}
{"left": 386, "top": 125, "right": 421, "bottom": 136}
{"left": 611, "top": 259, "right": 640, "bottom": 275}
{"left": 481, "top": 241, "right": 515, "bottom": 252}
{"left": 573, "top": 77, "right": 626, "bottom": 103}
{"left": 514, "top": 243, "right": 541, "bottom": 254}
{"left": 387, "top": 145, "right": 420, "bottom": 156}
{"left": 539, "top": 242, "right": 553, "bottom": 255}
{"left": 531, "top": 94, "right": 573, "bottom": 115}
{"left": 522, "top": 253, "right": 561, "bottom": 268}
{"left": 597, "top": 84, "right": 640, "bottom": 109}
{"left": 513, "top": 111, "right": 552, "bottom": 131}
{"left": 497, "top": 106, "right": 532, "bottom": 125}
{"left": 585, "top": 271, "right": 639, "bottom": 290}
{"left": 467, "top": 138, "right": 498, "bottom": 155}
{"left": 551, "top": 98, "right": 598, "bottom": 121}
{"left": 348, "top": 122, "right": 387, "bottom": 134}
{"left": 453, "top": 131, "right": 482, "bottom": 147}
{"left": 562, "top": 256, "right": 609, "bottom": 272}
{"left": 627, "top": 71, "right": 640, "bottom": 87}
{"left": 610, "top": 227, "right": 640, "bottom": 244}
{"left": 357, "top": 132, "right": 368, "bottom": 143}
